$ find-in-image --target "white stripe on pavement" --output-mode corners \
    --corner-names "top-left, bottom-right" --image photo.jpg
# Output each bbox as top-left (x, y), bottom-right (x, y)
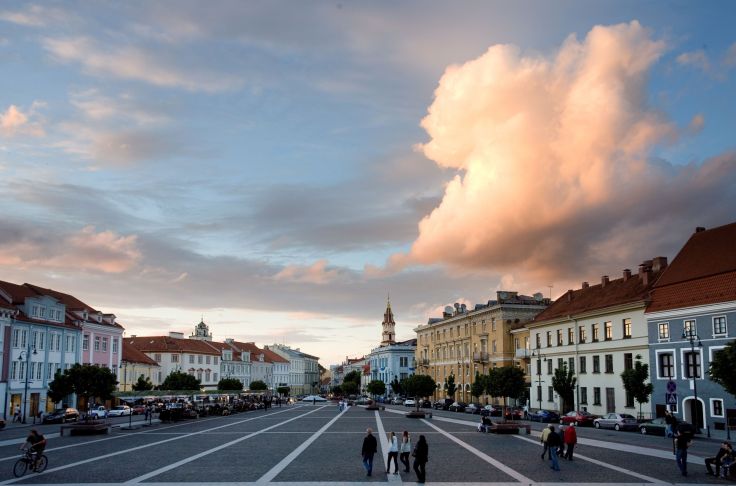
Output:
top-left (373, 410), bottom-right (401, 483)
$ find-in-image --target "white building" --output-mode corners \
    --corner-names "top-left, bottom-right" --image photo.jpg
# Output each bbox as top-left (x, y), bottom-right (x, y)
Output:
top-left (368, 299), bottom-right (416, 396)
top-left (267, 344), bottom-right (320, 396)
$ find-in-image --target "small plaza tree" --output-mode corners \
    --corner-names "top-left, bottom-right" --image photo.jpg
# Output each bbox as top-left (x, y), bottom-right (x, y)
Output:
top-left (444, 373), bottom-right (457, 399)
top-left (552, 363), bottom-right (576, 413)
top-left (277, 386), bottom-right (291, 397)
top-left (217, 378), bottom-right (243, 391)
top-left (160, 371), bottom-right (201, 391)
top-left (390, 377), bottom-right (403, 397)
top-left (249, 380), bottom-right (268, 391)
top-left (366, 380), bottom-right (386, 398)
top-left (132, 374), bottom-right (154, 391)
top-left (709, 341), bottom-right (736, 399)
top-left (48, 364), bottom-right (118, 409)
top-left (471, 372), bottom-right (485, 402)
top-left (620, 355), bottom-right (654, 419)
top-left (402, 374), bottom-right (437, 411)
top-left (486, 366), bottom-right (526, 419)
top-left (47, 370), bottom-right (74, 405)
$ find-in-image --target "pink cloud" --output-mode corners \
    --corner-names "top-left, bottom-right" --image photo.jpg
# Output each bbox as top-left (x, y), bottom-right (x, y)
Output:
top-left (274, 259), bottom-right (339, 285)
top-left (0, 104), bottom-right (45, 137)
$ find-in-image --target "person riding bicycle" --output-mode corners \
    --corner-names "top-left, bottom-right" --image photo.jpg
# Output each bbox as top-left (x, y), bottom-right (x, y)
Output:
top-left (20, 429), bottom-right (46, 471)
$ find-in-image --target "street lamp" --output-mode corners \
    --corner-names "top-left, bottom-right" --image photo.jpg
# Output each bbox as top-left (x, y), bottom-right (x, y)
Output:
top-left (682, 329), bottom-right (703, 431)
top-left (531, 347), bottom-right (546, 412)
top-left (18, 346), bottom-right (37, 424)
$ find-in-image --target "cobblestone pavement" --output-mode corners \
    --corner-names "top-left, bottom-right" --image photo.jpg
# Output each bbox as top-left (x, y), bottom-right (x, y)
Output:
top-left (0, 403), bottom-right (729, 485)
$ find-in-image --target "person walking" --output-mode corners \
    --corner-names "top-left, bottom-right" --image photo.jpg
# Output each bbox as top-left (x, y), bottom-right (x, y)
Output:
top-left (13, 405), bottom-right (20, 423)
top-left (546, 425), bottom-right (562, 471)
top-left (540, 424), bottom-right (552, 459)
top-left (664, 410), bottom-right (675, 438)
top-left (361, 428), bottom-right (378, 477)
top-left (705, 441), bottom-right (732, 477)
top-left (399, 430), bottom-right (412, 473)
top-left (412, 434), bottom-right (428, 483)
top-left (563, 423), bottom-right (578, 461)
top-left (386, 431), bottom-right (399, 474)
top-left (674, 424), bottom-right (692, 476)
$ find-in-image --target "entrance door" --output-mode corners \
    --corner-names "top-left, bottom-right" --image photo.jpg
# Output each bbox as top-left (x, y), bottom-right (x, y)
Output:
top-left (30, 393), bottom-right (39, 418)
top-left (605, 388), bottom-right (616, 413)
top-left (685, 398), bottom-right (704, 429)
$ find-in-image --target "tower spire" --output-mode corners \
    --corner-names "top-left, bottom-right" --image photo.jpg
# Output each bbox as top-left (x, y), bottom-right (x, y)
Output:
top-left (380, 296), bottom-right (396, 346)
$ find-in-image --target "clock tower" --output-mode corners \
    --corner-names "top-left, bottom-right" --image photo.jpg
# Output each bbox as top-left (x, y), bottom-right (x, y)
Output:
top-left (380, 296), bottom-right (396, 346)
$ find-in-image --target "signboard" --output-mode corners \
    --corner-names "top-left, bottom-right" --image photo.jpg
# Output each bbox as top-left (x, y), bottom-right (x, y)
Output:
top-left (666, 380), bottom-right (677, 393)
top-left (665, 392), bottom-right (678, 405)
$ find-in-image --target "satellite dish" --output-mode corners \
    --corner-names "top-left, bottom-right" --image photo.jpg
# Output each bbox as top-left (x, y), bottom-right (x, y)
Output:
top-left (444, 306), bottom-right (454, 314)
top-left (499, 292), bottom-right (507, 299)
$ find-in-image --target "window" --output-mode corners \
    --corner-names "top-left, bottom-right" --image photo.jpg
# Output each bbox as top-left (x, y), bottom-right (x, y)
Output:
top-left (189, 355), bottom-right (194, 364)
top-left (94, 336), bottom-right (100, 351)
top-left (684, 319), bottom-right (697, 337)
top-left (557, 357), bottom-right (564, 370)
top-left (205, 371), bottom-right (211, 382)
top-left (604, 321), bottom-right (612, 340)
top-left (492, 340), bottom-right (497, 353)
top-left (46, 363), bottom-right (53, 380)
top-left (713, 316), bottom-right (727, 336)
top-left (154, 353), bottom-right (162, 363)
top-left (536, 360), bottom-right (541, 375)
top-left (578, 325), bottom-right (586, 343)
top-left (623, 318), bottom-right (632, 339)
top-left (197, 371), bottom-right (202, 381)
top-left (214, 357), bottom-right (218, 365)
top-left (593, 355), bottom-right (600, 373)
top-left (20, 329), bottom-right (27, 349)
top-left (171, 354), bottom-right (179, 363)
top-left (556, 330), bottom-right (563, 346)
top-left (658, 322), bottom-right (670, 340)
top-left (492, 318), bottom-right (496, 331)
top-left (198, 355), bottom-right (203, 364)
top-left (66, 335), bottom-right (75, 352)
top-left (625, 390), bottom-right (634, 408)
top-left (712, 399), bottom-right (724, 417)
top-left (658, 352), bottom-right (674, 379)
top-left (546, 331), bottom-right (551, 347)
top-left (547, 386), bottom-right (554, 402)
top-left (112, 338), bottom-right (118, 353)
top-left (568, 357), bottom-right (575, 373)
top-left (213, 373), bottom-right (218, 381)
top-left (31, 305), bottom-right (38, 317)
top-left (579, 356), bottom-right (587, 373)
top-left (55, 310), bottom-right (61, 321)
top-left (592, 324), bottom-right (599, 342)
top-left (593, 387), bottom-right (601, 405)
top-left (206, 356), bottom-right (211, 364)
top-left (83, 335), bottom-right (89, 351)
top-left (568, 328), bottom-right (574, 344)
top-left (580, 387), bottom-right (588, 404)
top-left (624, 353), bottom-right (633, 371)
top-left (536, 334), bottom-right (541, 348)
top-left (102, 337), bottom-right (108, 352)
top-left (12, 329), bottom-right (20, 348)
top-left (10, 361), bottom-right (18, 380)
top-left (684, 351), bottom-right (701, 379)
top-left (547, 360), bottom-right (552, 375)
top-left (605, 354), bottom-right (614, 373)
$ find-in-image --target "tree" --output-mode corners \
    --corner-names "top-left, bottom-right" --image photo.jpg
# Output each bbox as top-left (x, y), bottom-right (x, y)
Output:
top-left (132, 374), bottom-right (154, 391)
top-left (331, 385), bottom-right (343, 395)
top-left (366, 380), bottom-right (386, 397)
top-left (471, 372), bottom-right (485, 402)
top-left (341, 380), bottom-right (359, 396)
top-left (47, 370), bottom-right (74, 404)
top-left (250, 380), bottom-right (268, 391)
top-left (217, 378), bottom-right (244, 391)
top-left (551, 363), bottom-right (576, 413)
top-left (277, 386), bottom-right (291, 396)
top-left (390, 377), bottom-right (403, 396)
top-left (160, 370), bottom-right (201, 391)
top-left (710, 340), bottom-right (736, 398)
top-left (486, 366), bottom-right (527, 419)
top-left (402, 374), bottom-right (437, 411)
top-left (343, 370), bottom-right (361, 386)
top-left (444, 373), bottom-right (457, 398)
top-left (620, 355), bottom-right (654, 419)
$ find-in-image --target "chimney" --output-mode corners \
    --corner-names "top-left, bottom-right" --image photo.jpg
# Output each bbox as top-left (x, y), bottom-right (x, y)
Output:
top-left (601, 275), bottom-right (609, 287)
top-left (652, 256), bottom-right (668, 273)
top-left (623, 269), bottom-right (631, 281)
top-left (695, 226), bottom-right (706, 233)
top-left (638, 260), bottom-right (653, 277)
top-left (130, 334), bottom-right (137, 338)
top-left (169, 331), bottom-right (184, 339)
top-left (581, 282), bottom-right (589, 289)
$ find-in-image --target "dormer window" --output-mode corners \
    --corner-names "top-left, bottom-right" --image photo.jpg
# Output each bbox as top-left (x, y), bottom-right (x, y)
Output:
top-left (259, 354), bottom-right (264, 362)
top-left (83, 310), bottom-right (88, 320)
top-left (97, 313), bottom-right (102, 323)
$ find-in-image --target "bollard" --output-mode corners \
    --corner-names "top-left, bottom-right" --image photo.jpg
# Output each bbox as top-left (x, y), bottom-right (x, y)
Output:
top-left (707, 425), bottom-right (711, 438)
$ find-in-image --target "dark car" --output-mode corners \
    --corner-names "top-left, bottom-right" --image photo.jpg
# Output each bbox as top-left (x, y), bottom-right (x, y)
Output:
top-left (481, 405), bottom-right (502, 417)
top-left (420, 399), bottom-right (433, 409)
top-left (638, 417), bottom-right (668, 435)
top-left (504, 407), bottom-right (523, 420)
top-left (464, 403), bottom-right (482, 414)
top-left (560, 410), bottom-right (598, 427)
top-left (449, 401), bottom-right (468, 412)
top-left (433, 399), bottom-right (453, 410)
top-left (43, 407), bottom-right (79, 424)
top-left (529, 409), bottom-right (560, 423)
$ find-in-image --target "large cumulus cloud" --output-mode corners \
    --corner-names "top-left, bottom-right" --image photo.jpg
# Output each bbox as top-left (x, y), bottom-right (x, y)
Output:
top-left (401, 21), bottom-right (736, 282)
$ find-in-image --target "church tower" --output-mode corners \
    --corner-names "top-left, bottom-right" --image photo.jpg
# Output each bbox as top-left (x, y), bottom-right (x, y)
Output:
top-left (190, 318), bottom-right (213, 341)
top-left (380, 296), bottom-right (396, 346)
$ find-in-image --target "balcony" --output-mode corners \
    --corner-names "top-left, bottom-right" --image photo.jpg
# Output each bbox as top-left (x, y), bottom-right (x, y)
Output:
top-left (472, 352), bottom-right (489, 363)
top-left (515, 348), bottom-right (531, 359)
top-left (419, 358), bottom-right (430, 367)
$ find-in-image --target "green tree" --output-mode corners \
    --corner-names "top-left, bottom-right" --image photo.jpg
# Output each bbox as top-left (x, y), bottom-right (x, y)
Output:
top-left (341, 380), bottom-right (359, 396)
top-left (620, 354), bottom-right (654, 419)
top-left (343, 370), bottom-right (361, 386)
top-left (277, 386), bottom-right (291, 396)
top-left (710, 340), bottom-right (736, 398)
top-left (66, 363), bottom-right (118, 407)
top-left (551, 363), bottom-right (576, 413)
top-left (250, 380), bottom-right (268, 391)
top-left (390, 377), bottom-right (403, 396)
top-left (444, 373), bottom-right (457, 398)
top-left (402, 374), bottom-right (437, 411)
top-left (47, 370), bottom-right (74, 404)
top-left (471, 372), bottom-right (485, 401)
top-left (132, 374), bottom-right (154, 391)
top-left (366, 380), bottom-right (386, 397)
top-left (217, 378), bottom-right (244, 391)
top-left (488, 366), bottom-right (527, 418)
top-left (331, 385), bottom-right (343, 395)
top-left (160, 370), bottom-right (201, 391)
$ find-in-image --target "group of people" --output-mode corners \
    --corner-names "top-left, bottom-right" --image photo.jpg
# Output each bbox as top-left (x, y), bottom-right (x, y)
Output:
top-left (539, 423), bottom-right (577, 471)
top-left (361, 428), bottom-right (428, 483)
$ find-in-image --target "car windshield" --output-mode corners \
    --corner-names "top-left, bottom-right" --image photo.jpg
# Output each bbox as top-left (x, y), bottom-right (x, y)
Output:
top-left (621, 414), bottom-right (635, 419)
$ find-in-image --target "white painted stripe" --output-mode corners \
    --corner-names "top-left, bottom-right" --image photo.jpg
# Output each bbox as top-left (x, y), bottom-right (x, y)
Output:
top-left (421, 419), bottom-right (532, 484)
top-left (125, 406), bottom-right (328, 484)
top-left (0, 406), bottom-right (300, 485)
top-left (575, 436), bottom-right (704, 464)
top-left (513, 435), bottom-right (668, 484)
top-left (0, 482), bottom-right (659, 486)
top-left (255, 406), bottom-right (348, 484)
top-left (374, 410), bottom-right (390, 473)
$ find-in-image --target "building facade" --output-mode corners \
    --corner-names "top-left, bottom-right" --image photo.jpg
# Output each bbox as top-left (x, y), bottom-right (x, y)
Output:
top-left (267, 344), bottom-right (320, 396)
top-left (120, 340), bottom-right (161, 391)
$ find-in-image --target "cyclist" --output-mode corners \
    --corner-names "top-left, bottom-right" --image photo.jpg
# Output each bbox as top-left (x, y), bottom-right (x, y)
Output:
top-left (20, 429), bottom-right (46, 471)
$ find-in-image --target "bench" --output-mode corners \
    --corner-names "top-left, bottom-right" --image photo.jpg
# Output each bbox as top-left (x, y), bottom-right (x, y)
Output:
top-left (486, 422), bottom-right (530, 435)
top-left (60, 423), bottom-right (111, 436)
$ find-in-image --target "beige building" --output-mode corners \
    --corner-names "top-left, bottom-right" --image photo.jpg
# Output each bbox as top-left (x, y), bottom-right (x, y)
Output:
top-left (414, 291), bottom-right (549, 403)
top-left (120, 340), bottom-right (161, 391)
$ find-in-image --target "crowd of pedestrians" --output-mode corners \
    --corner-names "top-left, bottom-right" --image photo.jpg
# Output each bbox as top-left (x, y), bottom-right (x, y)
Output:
top-left (361, 428), bottom-right (428, 483)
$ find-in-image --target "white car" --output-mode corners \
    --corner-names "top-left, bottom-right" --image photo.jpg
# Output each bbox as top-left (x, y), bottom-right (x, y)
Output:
top-left (89, 406), bottom-right (107, 419)
top-left (301, 395), bottom-right (327, 402)
top-left (403, 398), bottom-right (416, 407)
top-left (107, 405), bottom-right (132, 417)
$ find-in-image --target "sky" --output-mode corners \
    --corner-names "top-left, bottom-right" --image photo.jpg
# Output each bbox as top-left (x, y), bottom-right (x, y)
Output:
top-left (1, 1), bottom-right (735, 366)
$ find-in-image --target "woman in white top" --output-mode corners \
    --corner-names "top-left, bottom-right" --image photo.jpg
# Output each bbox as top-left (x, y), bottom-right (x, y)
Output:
top-left (386, 431), bottom-right (399, 474)
top-left (399, 430), bottom-right (412, 473)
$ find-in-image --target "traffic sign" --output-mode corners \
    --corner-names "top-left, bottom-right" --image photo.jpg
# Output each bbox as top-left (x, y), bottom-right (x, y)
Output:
top-left (666, 380), bottom-right (677, 393)
top-left (666, 392), bottom-right (678, 405)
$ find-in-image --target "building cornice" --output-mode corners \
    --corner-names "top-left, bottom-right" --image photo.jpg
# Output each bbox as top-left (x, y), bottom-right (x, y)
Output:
top-left (527, 300), bottom-right (646, 328)
top-left (645, 300), bottom-right (736, 320)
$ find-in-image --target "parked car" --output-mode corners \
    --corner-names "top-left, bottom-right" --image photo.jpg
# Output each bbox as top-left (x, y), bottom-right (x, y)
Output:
top-left (433, 399), bottom-right (453, 410)
top-left (43, 407), bottom-right (79, 424)
top-left (391, 397), bottom-right (404, 405)
top-left (594, 412), bottom-right (638, 431)
top-left (504, 407), bottom-right (523, 420)
top-left (301, 395), bottom-right (327, 402)
top-left (464, 403), bottom-right (482, 414)
top-left (132, 404), bottom-right (146, 415)
top-left (529, 409), bottom-right (560, 423)
top-left (638, 417), bottom-right (679, 436)
top-left (403, 398), bottom-right (416, 407)
top-left (449, 401), bottom-right (468, 412)
top-left (107, 405), bottom-right (132, 417)
top-left (481, 405), bottom-right (502, 417)
top-left (560, 410), bottom-right (598, 427)
top-left (419, 399), bottom-right (433, 408)
top-left (89, 406), bottom-right (107, 419)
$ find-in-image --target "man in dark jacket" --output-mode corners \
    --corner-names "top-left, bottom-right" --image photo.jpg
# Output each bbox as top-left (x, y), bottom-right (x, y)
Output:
top-left (361, 428), bottom-right (378, 476)
top-left (546, 425), bottom-right (562, 471)
top-left (675, 424), bottom-right (692, 476)
top-left (705, 441), bottom-right (732, 477)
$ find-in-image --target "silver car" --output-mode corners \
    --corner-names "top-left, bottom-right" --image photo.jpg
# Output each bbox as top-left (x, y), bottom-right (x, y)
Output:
top-left (593, 412), bottom-right (638, 431)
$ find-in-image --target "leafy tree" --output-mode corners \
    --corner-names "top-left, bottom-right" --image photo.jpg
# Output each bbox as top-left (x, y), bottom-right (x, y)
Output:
top-left (551, 363), bottom-right (576, 413)
top-left (217, 378), bottom-right (244, 391)
top-left (343, 370), bottom-right (362, 386)
top-left (160, 370), bottom-right (201, 391)
top-left (402, 374), bottom-right (437, 411)
top-left (250, 380), bottom-right (268, 391)
top-left (471, 372), bottom-right (485, 401)
top-left (331, 385), bottom-right (342, 395)
top-left (132, 374), bottom-right (154, 391)
top-left (47, 370), bottom-right (74, 404)
top-left (710, 341), bottom-right (736, 398)
top-left (366, 380), bottom-right (386, 397)
top-left (486, 366), bottom-right (527, 418)
top-left (620, 354), bottom-right (654, 419)
top-left (390, 377), bottom-right (403, 396)
top-left (277, 386), bottom-right (291, 396)
top-left (341, 380), bottom-right (359, 396)
top-left (444, 373), bottom-right (457, 398)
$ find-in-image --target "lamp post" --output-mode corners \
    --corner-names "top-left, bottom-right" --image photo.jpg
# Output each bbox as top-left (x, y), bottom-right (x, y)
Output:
top-left (18, 346), bottom-right (37, 424)
top-left (531, 347), bottom-right (546, 412)
top-left (682, 329), bottom-right (703, 431)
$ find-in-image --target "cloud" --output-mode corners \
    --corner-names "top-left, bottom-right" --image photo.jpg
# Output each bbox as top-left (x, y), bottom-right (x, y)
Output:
top-left (0, 5), bottom-right (47, 27)
top-left (274, 260), bottom-right (340, 285)
top-left (0, 104), bottom-right (45, 137)
top-left (395, 21), bottom-right (736, 282)
top-left (677, 49), bottom-right (711, 72)
top-left (724, 42), bottom-right (736, 68)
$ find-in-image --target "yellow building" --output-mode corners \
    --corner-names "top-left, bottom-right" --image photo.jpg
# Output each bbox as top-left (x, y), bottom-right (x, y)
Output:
top-left (414, 291), bottom-right (548, 404)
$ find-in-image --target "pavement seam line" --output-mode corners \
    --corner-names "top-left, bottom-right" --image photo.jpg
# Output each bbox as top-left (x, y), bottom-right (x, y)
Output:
top-left (420, 418), bottom-right (532, 484)
top-left (0, 407), bottom-right (300, 486)
top-left (124, 405), bottom-right (328, 484)
top-left (513, 435), bottom-right (668, 484)
top-left (254, 406), bottom-right (349, 484)
top-left (373, 410), bottom-right (401, 482)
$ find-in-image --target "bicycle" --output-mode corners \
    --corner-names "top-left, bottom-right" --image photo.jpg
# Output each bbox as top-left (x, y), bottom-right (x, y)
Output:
top-left (13, 449), bottom-right (47, 477)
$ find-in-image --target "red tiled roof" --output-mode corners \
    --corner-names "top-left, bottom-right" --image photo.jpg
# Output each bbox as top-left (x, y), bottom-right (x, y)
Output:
top-left (128, 336), bottom-right (220, 355)
top-left (0, 280), bottom-right (38, 305)
top-left (261, 347), bottom-right (289, 364)
top-left (647, 271), bottom-right (736, 313)
top-left (122, 341), bottom-right (160, 366)
top-left (0, 280), bottom-right (79, 329)
top-left (23, 283), bottom-right (97, 312)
